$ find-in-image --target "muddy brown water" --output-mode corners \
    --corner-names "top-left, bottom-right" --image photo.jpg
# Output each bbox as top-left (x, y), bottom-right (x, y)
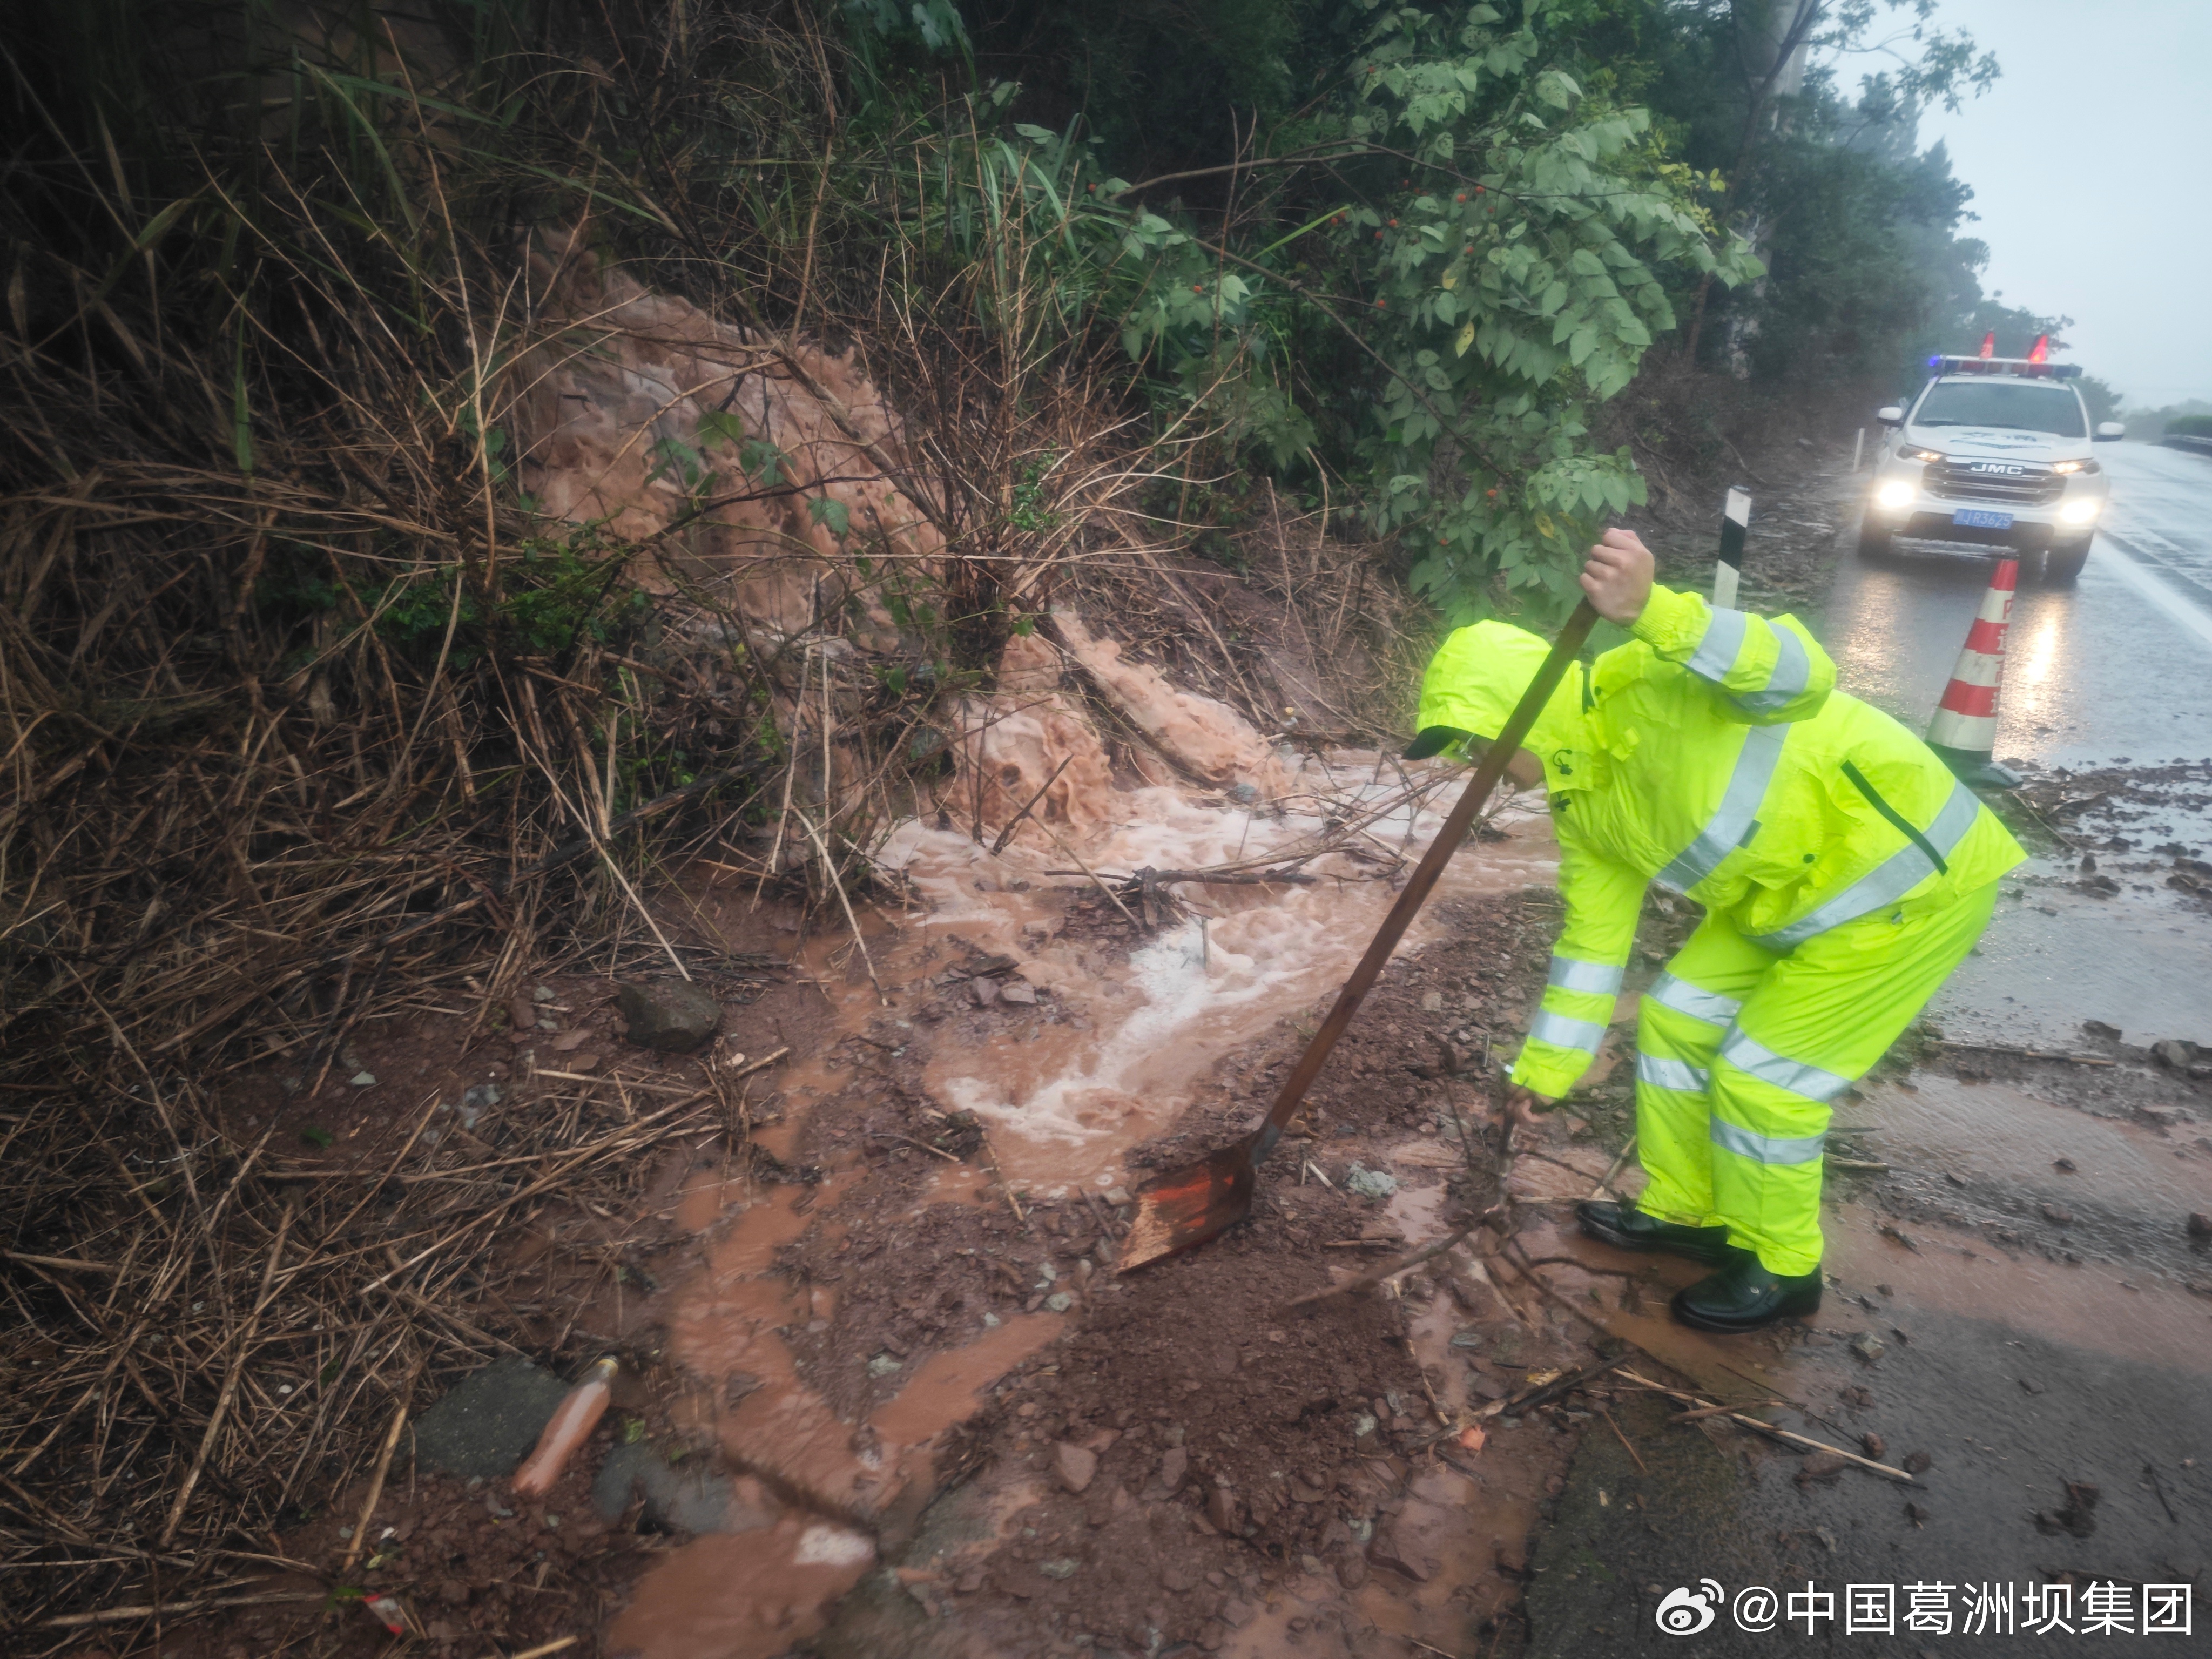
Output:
top-left (593, 752), bottom-right (1577, 1657)
top-left (576, 747), bottom-right (2207, 1656)
top-left (604, 460), bottom-right (2212, 1656)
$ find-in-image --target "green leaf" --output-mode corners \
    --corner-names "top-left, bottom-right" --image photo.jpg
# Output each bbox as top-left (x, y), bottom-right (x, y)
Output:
top-left (697, 409), bottom-right (746, 449)
top-left (738, 438), bottom-right (787, 487)
top-left (301, 1125), bottom-right (334, 1149)
top-left (808, 497), bottom-right (853, 537)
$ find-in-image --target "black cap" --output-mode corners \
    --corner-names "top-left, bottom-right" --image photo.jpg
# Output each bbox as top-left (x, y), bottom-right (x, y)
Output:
top-left (1402, 725), bottom-right (1474, 760)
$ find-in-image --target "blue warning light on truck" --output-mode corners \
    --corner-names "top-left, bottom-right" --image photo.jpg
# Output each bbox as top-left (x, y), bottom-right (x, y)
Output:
top-left (1863, 333), bottom-right (2123, 584)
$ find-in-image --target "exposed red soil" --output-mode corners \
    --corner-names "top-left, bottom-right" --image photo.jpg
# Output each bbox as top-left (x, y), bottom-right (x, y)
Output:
top-left (164, 871), bottom-right (1719, 1659)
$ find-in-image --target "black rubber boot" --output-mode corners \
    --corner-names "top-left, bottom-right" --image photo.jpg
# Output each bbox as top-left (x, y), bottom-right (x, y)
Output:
top-left (1574, 1201), bottom-right (1746, 1267)
top-left (1670, 1255), bottom-right (1824, 1333)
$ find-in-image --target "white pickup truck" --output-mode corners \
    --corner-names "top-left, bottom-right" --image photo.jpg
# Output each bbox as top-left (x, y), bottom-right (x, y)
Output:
top-left (1861, 352), bottom-right (2125, 584)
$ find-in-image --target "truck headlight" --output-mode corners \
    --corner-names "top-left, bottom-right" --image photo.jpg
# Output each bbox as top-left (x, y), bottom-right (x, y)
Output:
top-left (1875, 480), bottom-right (1916, 510)
top-left (2058, 497), bottom-right (2103, 524)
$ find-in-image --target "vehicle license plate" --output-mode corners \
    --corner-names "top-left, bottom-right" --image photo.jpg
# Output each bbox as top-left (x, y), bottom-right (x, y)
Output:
top-left (1952, 508), bottom-right (2013, 530)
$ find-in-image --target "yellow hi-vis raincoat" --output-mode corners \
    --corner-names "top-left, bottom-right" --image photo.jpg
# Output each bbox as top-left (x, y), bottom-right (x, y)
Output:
top-left (1417, 584), bottom-right (2024, 1273)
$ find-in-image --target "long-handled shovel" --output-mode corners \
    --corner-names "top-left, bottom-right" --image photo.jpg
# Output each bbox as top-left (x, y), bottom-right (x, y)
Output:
top-left (1117, 599), bottom-right (1600, 1272)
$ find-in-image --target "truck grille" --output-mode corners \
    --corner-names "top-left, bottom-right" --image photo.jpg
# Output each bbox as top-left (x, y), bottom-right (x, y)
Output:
top-left (1924, 460), bottom-right (2065, 507)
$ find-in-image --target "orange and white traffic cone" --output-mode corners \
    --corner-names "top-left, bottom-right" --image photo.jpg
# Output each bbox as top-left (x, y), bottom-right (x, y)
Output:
top-left (1925, 556), bottom-right (2023, 788)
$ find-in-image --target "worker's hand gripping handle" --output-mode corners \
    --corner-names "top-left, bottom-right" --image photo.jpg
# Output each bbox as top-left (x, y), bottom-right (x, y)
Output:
top-left (1249, 599), bottom-right (1600, 1166)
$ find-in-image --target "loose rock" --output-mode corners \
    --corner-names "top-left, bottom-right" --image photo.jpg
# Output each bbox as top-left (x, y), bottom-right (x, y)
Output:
top-left (615, 980), bottom-right (720, 1051)
top-left (1205, 1485), bottom-right (1239, 1533)
top-left (1053, 1442), bottom-right (1098, 1494)
top-left (1157, 1447), bottom-right (1189, 1493)
top-left (1345, 1164), bottom-right (1398, 1200)
top-left (1796, 1452), bottom-right (1850, 1485)
top-left (1848, 1332), bottom-right (1886, 1364)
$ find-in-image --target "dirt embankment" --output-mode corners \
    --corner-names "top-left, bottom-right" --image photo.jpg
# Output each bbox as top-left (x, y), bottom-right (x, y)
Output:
top-left (10, 174), bottom-right (1879, 1655)
top-left (182, 841), bottom-right (1732, 1659)
top-left (1599, 363), bottom-right (1874, 623)
top-left (114, 397), bottom-right (1874, 1659)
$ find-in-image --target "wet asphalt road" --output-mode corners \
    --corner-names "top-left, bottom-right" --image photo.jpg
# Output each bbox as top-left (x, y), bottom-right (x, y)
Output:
top-left (1825, 442), bottom-right (2212, 767)
top-left (1524, 443), bottom-right (2212, 1658)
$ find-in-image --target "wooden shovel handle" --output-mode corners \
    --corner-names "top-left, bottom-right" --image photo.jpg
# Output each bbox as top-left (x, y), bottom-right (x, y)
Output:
top-left (1250, 599), bottom-right (1599, 1159)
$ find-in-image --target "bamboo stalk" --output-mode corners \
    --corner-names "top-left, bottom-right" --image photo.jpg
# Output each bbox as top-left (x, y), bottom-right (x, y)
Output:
top-left (158, 1204), bottom-right (295, 1548)
top-left (795, 813), bottom-right (886, 1005)
top-left (340, 1381), bottom-right (415, 1572)
top-left (1038, 824), bottom-right (1142, 929)
top-left (1616, 1367), bottom-right (1915, 1481)
top-left (41, 1590), bottom-right (324, 1628)
top-left (989, 753), bottom-right (1073, 857)
top-left (1588, 1134), bottom-right (1637, 1199)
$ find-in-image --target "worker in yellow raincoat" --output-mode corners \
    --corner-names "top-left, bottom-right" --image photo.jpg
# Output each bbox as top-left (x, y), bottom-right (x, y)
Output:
top-left (1404, 530), bottom-right (2023, 1332)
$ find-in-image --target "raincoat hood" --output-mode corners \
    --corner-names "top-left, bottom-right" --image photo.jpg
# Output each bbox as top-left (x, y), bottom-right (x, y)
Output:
top-left (1413, 621), bottom-right (1589, 775)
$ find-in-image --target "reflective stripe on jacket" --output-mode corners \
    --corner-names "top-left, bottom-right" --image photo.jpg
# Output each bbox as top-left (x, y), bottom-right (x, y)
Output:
top-left (1412, 585), bottom-right (2025, 1099)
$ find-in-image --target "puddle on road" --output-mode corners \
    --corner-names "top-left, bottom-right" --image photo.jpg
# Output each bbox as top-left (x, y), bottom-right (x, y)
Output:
top-left (1938, 882), bottom-right (2212, 1048)
top-left (613, 748), bottom-right (1561, 1656)
top-left (1537, 1063), bottom-right (2212, 1385)
top-left (1873, 1073), bottom-right (2207, 1217)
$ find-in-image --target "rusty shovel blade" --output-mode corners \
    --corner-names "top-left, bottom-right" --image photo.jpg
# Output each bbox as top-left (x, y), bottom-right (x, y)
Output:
top-left (1115, 599), bottom-right (1599, 1275)
top-left (1116, 1132), bottom-right (1260, 1272)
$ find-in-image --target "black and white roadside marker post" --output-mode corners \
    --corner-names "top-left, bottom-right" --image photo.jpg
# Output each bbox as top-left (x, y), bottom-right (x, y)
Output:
top-left (1712, 486), bottom-right (1750, 610)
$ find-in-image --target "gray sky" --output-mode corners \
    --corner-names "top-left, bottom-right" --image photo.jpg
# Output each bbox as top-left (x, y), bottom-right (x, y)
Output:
top-left (1896, 0), bottom-right (2212, 409)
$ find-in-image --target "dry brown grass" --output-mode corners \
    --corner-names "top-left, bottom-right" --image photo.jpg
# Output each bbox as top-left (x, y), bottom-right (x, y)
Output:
top-left (0, 8), bottom-right (1423, 1647)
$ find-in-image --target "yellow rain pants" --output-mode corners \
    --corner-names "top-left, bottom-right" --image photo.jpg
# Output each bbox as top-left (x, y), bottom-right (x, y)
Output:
top-left (1408, 581), bottom-right (2024, 1277)
top-left (1633, 879), bottom-right (1999, 1275)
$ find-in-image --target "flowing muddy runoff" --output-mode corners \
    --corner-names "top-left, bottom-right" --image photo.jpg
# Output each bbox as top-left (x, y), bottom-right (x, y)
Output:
top-left (877, 752), bottom-right (1558, 1193)
top-left (600, 754), bottom-right (1604, 1658)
